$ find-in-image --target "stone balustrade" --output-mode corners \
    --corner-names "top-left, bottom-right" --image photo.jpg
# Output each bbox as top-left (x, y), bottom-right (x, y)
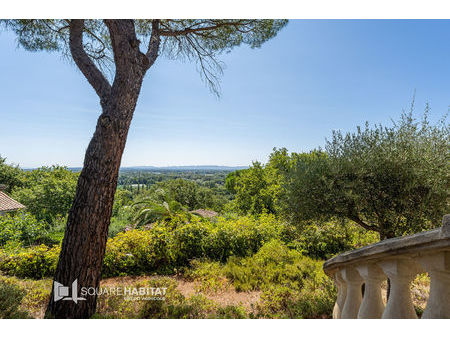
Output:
top-left (323, 215), bottom-right (450, 319)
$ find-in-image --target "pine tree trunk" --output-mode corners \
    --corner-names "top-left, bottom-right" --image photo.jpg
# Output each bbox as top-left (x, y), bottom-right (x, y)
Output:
top-left (46, 47), bottom-right (148, 318)
top-left (46, 98), bottom-right (136, 318)
top-left (44, 19), bottom-right (159, 319)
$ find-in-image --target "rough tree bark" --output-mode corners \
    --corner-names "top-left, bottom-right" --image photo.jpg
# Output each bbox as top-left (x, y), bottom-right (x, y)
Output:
top-left (46, 19), bottom-right (160, 318)
top-left (380, 232), bottom-right (393, 301)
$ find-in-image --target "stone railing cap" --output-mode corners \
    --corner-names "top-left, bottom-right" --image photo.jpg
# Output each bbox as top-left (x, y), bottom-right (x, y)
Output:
top-left (323, 216), bottom-right (450, 275)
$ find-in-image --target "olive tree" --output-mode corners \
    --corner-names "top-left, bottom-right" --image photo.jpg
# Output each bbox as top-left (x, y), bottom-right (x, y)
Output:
top-left (283, 107), bottom-right (449, 240)
top-left (1, 19), bottom-right (287, 318)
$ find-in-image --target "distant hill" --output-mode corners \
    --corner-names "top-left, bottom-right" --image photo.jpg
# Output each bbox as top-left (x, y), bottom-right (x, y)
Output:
top-left (119, 165), bottom-right (248, 172)
top-left (24, 165), bottom-right (248, 172)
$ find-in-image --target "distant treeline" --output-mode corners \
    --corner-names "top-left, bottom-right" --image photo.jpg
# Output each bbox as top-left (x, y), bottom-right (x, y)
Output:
top-left (117, 169), bottom-right (237, 191)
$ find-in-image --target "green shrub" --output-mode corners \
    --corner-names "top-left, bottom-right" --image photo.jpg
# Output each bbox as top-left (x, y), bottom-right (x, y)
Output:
top-left (215, 305), bottom-right (248, 319)
top-left (102, 225), bottom-right (174, 277)
top-left (96, 276), bottom-right (248, 319)
top-left (11, 166), bottom-right (78, 224)
top-left (0, 212), bottom-right (49, 247)
top-left (291, 286), bottom-right (336, 319)
top-left (102, 214), bottom-right (283, 277)
top-left (222, 240), bottom-right (336, 318)
top-left (287, 220), bottom-right (379, 260)
top-left (182, 259), bottom-right (229, 293)
top-left (206, 214), bottom-right (283, 261)
top-left (183, 240), bottom-right (335, 319)
top-left (223, 239), bottom-right (326, 292)
top-left (0, 281), bottom-right (29, 318)
top-left (0, 245), bottom-right (60, 279)
top-left (97, 276), bottom-right (218, 319)
top-left (171, 220), bottom-right (210, 266)
top-left (0, 275), bottom-right (52, 318)
top-left (167, 213), bottom-right (283, 263)
top-left (255, 283), bottom-right (335, 319)
top-left (139, 288), bottom-right (232, 319)
top-left (40, 216), bottom-right (66, 246)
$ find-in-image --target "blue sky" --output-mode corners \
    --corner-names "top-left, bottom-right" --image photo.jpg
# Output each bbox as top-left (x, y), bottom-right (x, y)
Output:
top-left (0, 20), bottom-right (449, 168)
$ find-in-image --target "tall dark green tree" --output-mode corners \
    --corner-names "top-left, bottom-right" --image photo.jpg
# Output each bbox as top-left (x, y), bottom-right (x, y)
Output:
top-left (225, 148), bottom-right (291, 215)
top-left (1, 19), bottom-right (287, 318)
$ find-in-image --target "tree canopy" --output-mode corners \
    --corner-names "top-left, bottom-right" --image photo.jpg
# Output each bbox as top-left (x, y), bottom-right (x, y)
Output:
top-left (2, 19), bottom-right (287, 94)
top-left (282, 107), bottom-right (449, 239)
top-left (0, 156), bottom-right (24, 193)
top-left (11, 166), bottom-right (78, 224)
top-left (225, 148), bottom-right (290, 215)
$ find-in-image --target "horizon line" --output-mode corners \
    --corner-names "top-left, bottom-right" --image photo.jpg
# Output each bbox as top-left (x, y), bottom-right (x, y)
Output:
top-left (19, 164), bottom-right (250, 170)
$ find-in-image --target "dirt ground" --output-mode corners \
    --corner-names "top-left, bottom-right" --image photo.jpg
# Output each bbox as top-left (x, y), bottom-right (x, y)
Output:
top-left (100, 275), bottom-right (261, 312)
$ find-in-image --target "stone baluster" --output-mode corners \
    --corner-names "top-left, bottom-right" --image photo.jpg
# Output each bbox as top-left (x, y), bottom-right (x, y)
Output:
top-left (340, 267), bottom-right (363, 318)
top-left (378, 258), bottom-right (420, 318)
top-left (418, 251), bottom-right (450, 319)
top-left (356, 263), bottom-right (386, 318)
top-left (332, 270), bottom-right (347, 319)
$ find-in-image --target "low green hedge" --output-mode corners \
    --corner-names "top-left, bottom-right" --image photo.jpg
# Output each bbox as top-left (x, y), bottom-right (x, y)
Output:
top-left (0, 214), bottom-right (372, 285)
top-left (0, 214), bottom-right (284, 279)
top-left (102, 214), bottom-right (283, 277)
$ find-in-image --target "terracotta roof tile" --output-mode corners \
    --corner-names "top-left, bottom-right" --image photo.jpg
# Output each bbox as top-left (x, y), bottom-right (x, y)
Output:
top-left (0, 191), bottom-right (25, 212)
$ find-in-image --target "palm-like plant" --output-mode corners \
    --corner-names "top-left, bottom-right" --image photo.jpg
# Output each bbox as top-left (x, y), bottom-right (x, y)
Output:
top-left (132, 190), bottom-right (186, 227)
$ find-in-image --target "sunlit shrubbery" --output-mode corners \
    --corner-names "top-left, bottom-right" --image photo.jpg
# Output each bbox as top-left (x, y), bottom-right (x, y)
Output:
top-left (182, 259), bottom-right (230, 293)
top-left (171, 219), bottom-right (211, 266)
top-left (0, 244), bottom-right (60, 279)
top-left (185, 240), bottom-right (336, 318)
top-left (0, 212), bottom-right (373, 295)
top-left (207, 214), bottom-right (283, 261)
top-left (255, 283), bottom-right (335, 319)
top-left (226, 240), bottom-right (336, 318)
top-left (0, 215), bottom-right (281, 278)
top-left (102, 214), bottom-right (283, 277)
top-left (103, 224), bottom-right (174, 277)
top-left (0, 213), bottom-right (369, 282)
top-left (109, 205), bottom-right (134, 238)
top-left (285, 220), bottom-right (379, 260)
top-left (223, 240), bottom-right (327, 292)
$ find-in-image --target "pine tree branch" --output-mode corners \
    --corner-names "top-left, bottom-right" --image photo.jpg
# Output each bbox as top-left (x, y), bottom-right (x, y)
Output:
top-left (69, 19), bottom-right (111, 104)
top-left (146, 19), bottom-right (161, 68)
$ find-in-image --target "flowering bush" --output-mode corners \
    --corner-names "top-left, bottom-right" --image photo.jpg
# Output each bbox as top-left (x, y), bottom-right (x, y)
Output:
top-left (102, 224), bottom-right (174, 277)
top-left (0, 244), bottom-right (60, 279)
